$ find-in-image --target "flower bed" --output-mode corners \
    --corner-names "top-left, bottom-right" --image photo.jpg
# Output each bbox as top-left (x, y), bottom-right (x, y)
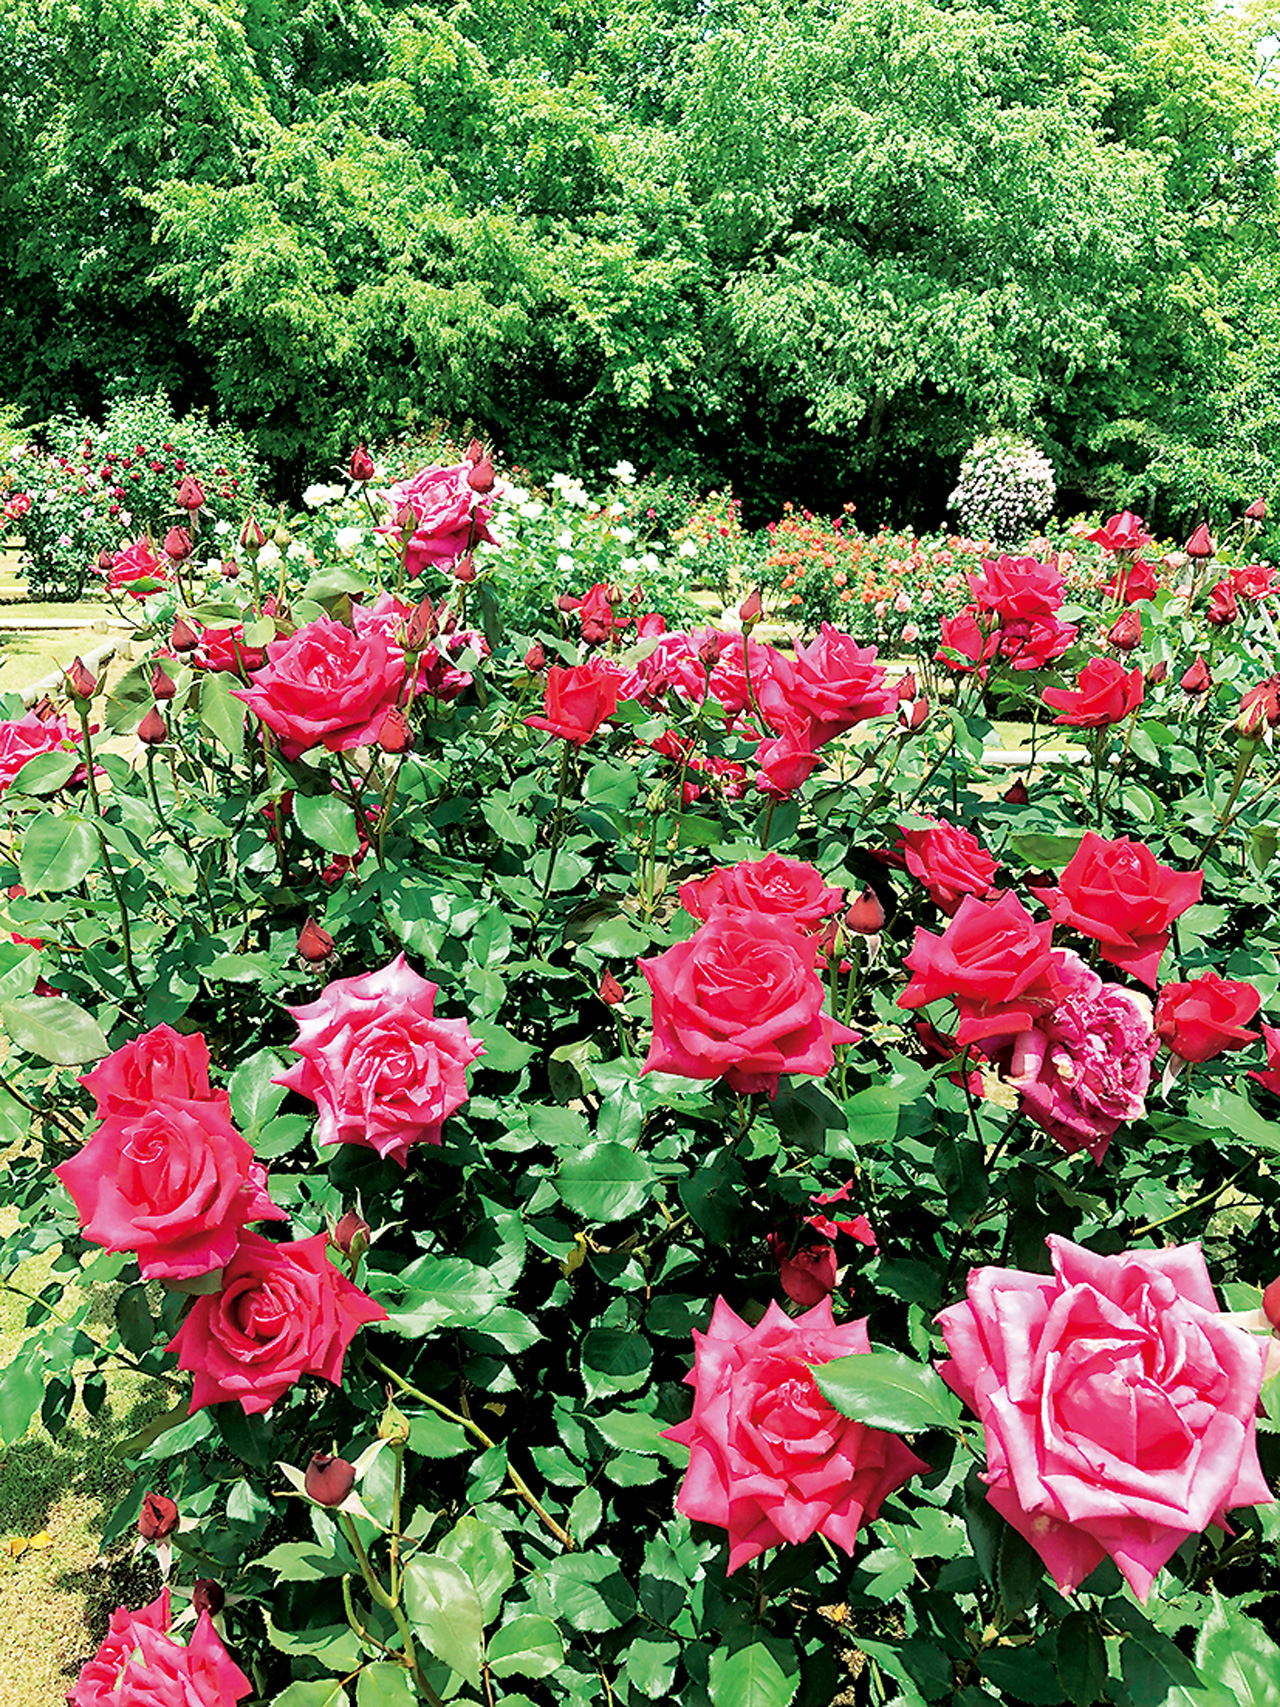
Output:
top-left (1, 453), bottom-right (1279, 1705)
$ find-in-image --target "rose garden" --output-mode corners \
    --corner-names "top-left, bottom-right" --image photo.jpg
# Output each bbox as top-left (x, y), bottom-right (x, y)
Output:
top-left (2, 432), bottom-right (1280, 1707)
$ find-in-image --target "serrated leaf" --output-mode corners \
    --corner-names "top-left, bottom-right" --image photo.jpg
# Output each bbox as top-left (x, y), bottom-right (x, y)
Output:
top-left (228, 1047), bottom-right (289, 1136)
top-left (557, 1141), bottom-right (655, 1223)
top-left (812, 1349), bottom-right (963, 1433)
top-left (271, 1683), bottom-right (350, 1707)
top-left (2, 995), bottom-right (108, 1064)
top-left (1195, 1593), bottom-right (1280, 1706)
top-left (200, 671), bottom-right (246, 757)
top-left (709, 1641), bottom-right (799, 1707)
top-left (1056, 1612), bottom-right (1106, 1707)
top-left (295, 792), bottom-right (360, 855)
top-left (436, 1516), bottom-right (514, 1622)
top-left (19, 813), bottom-right (99, 893)
top-left (403, 1556), bottom-right (484, 1685)
top-left (487, 1614), bottom-right (565, 1679)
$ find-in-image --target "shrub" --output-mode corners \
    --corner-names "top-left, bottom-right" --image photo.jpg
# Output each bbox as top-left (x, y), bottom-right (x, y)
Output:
top-left (948, 431), bottom-right (1056, 547)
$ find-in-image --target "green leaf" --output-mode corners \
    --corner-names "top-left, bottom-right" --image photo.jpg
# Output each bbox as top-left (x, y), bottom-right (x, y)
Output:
top-left (472, 1020), bottom-right (534, 1073)
top-left (295, 792), bottom-right (360, 855)
top-left (1055, 1612), bottom-right (1106, 1707)
top-left (1195, 1593), bottom-right (1280, 1706)
top-left (11, 749), bottom-right (79, 796)
top-left (580, 1327), bottom-right (652, 1401)
top-left (403, 1556), bottom-right (484, 1685)
top-left (2, 995), bottom-right (109, 1065)
top-left (482, 798), bottom-right (535, 849)
top-left (229, 1048), bottom-right (289, 1137)
top-left (436, 1516), bottom-right (514, 1622)
top-left (709, 1641), bottom-right (799, 1707)
top-left (812, 1350), bottom-right (963, 1433)
top-left (356, 1666), bottom-right (414, 1705)
top-left (256, 1542), bottom-right (350, 1582)
top-left (530, 1554), bottom-right (636, 1632)
top-left (407, 1412), bottom-right (470, 1458)
top-left (19, 813), bottom-right (99, 893)
top-left (0, 942), bottom-right (40, 1002)
top-left (0, 1348), bottom-right (44, 1446)
top-left (979, 1645), bottom-right (1064, 1703)
top-left (1009, 832), bottom-right (1084, 869)
top-left (487, 1615), bottom-right (565, 1680)
top-left (270, 1684), bottom-right (349, 1707)
top-left (1189, 1088), bottom-right (1280, 1153)
top-left (587, 915), bottom-right (652, 957)
top-left (200, 671), bottom-right (245, 757)
top-left (377, 1256), bottom-right (506, 1335)
top-left (557, 1141), bottom-right (655, 1223)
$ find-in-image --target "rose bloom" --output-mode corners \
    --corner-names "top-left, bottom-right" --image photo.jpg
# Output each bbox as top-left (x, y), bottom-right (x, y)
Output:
top-left (380, 461), bottom-right (497, 574)
top-left (108, 537), bottom-right (169, 598)
top-left (752, 710), bottom-right (822, 799)
top-left (79, 1023), bottom-right (213, 1118)
top-left (938, 1236), bottom-right (1272, 1600)
top-left (526, 660), bottom-right (626, 745)
top-left (1230, 562), bottom-right (1278, 602)
top-left (166, 1230), bottom-right (388, 1414)
top-left (936, 605), bottom-right (1075, 676)
top-left (966, 553), bottom-right (1064, 620)
top-left (562, 582), bottom-right (630, 645)
top-left (188, 623), bottom-right (269, 675)
top-left (983, 950), bottom-right (1157, 1164)
top-left (233, 616), bottom-right (406, 757)
top-left (1032, 833), bottom-right (1202, 988)
top-left (1042, 657), bottom-right (1144, 727)
top-left (0, 711), bottom-right (84, 796)
top-left (679, 853), bottom-right (844, 932)
top-left (1249, 1022), bottom-right (1280, 1096)
top-left (897, 818), bottom-right (1000, 916)
top-left (707, 631), bottom-right (786, 717)
top-left (638, 911), bottom-right (859, 1097)
top-left (278, 955), bottom-right (484, 1166)
top-left (663, 1297), bottom-right (928, 1572)
top-left (1155, 969), bottom-right (1262, 1063)
top-left (761, 624), bottom-right (896, 744)
top-left (898, 890), bottom-right (1063, 1046)
top-left (68, 1588), bottom-right (251, 1707)
top-left (768, 1235), bottom-right (839, 1306)
top-left (1086, 509), bottom-right (1154, 555)
top-left (1101, 556), bottom-right (1160, 604)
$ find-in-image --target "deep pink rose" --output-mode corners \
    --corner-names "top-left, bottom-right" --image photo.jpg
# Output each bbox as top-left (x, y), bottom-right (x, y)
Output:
top-left (1032, 833), bottom-right (1202, 987)
top-left (761, 625), bottom-right (895, 744)
top-left (188, 625), bottom-right (267, 675)
top-left (679, 854), bottom-right (843, 932)
top-left (0, 712), bottom-right (85, 796)
top-left (897, 818), bottom-right (1000, 916)
top-left (166, 1230), bottom-right (387, 1414)
top-left (1230, 562), bottom-right (1278, 603)
top-left (79, 1023), bottom-right (213, 1119)
top-left (562, 582), bottom-right (630, 644)
top-left (1086, 510), bottom-right (1154, 555)
top-left (277, 955), bottom-right (484, 1166)
top-left (616, 628), bottom-right (713, 707)
top-left (1154, 969), bottom-right (1262, 1063)
top-left (983, 950), bottom-right (1156, 1163)
top-left (898, 891), bottom-right (1063, 1046)
top-left (966, 554), bottom-right (1064, 620)
top-left (938, 1236), bottom-right (1272, 1600)
top-left (752, 711), bottom-right (822, 799)
top-left (380, 462), bottom-right (496, 573)
top-left (638, 911), bottom-right (859, 1097)
top-left (936, 606), bottom-right (1076, 675)
top-left (55, 1093), bottom-right (286, 1280)
top-left (233, 616), bottom-right (405, 757)
top-left (1101, 556), bottom-right (1160, 603)
top-left (663, 1298), bottom-right (928, 1572)
top-left (1042, 657), bottom-right (1144, 727)
top-left (526, 661), bottom-right (625, 745)
top-left (108, 538), bottom-right (169, 598)
top-left (67, 1588), bottom-right (251, 1707)
top-left (707, 631), bottom-right (786, 717)
top-left (1249, 1022), bottom-right (1280, 1095)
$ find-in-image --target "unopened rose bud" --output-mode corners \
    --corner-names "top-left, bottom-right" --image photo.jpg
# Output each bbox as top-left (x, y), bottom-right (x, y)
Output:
top-left (555, 592), bottom-right (578, 613)
top-left (396, 502), bottom-right (417, 536)
top-left (163, 526), bottom-right (192, 562)
top-left (138, 1493), bottom-right (179, 1540)
top-left (1247, 497), bottom-right (1267, 523)
top-left (896, 671), bottom-right (917, 702)
top-left (1003, 777), bottom-right (1030, 805)
top-left (192, 1580), bottom-right (224, 1618)
top-left (377, 707), bottom-right (412, 753)
top-left (96, 547), bottom-right (115, 572)
top-left (150, 664), bottom-right (177, 701)
top-left (599, 970), bottom-right (625, 1005)
top-left (379, 1398), bottom-right (412, 1445)
top-left (348, 444), bottom-right (376, 482)
top-left (1207, 581), bottom-right (1238, 626)
top-left (171, 618), bottom-right (199, 652)
top-left (297, 917), bottom-right (335, 963)
top-left (846, 887), bottom-right (886, 935)
top-left (332, 1208), bottom-right (370, 1258)
top-left (30, 696), bottom-right (58, 723)
top-left (453, 552), bottom-right (476, 583)
top-left (698, 634), bottom-right (725, 669)
top-left (239, 514), bottom-right (267, 550)
top-left (66, 656), bottom-right (97, 700)
top-left (465, 438), bottom-right (485, 466)
top-left (1181, 656), bottom-right (1212, 694)
top-left (1146, 658), bottom-right (1168, 686)
top-left (405, 600), bottom-right (435, 650)
top-left (1237, 695), bottom-right (1269, 740)
top-left (304, 1452), bottom-right (356, 1507)
top-left (1107, 609), bottom-right (1143, 651)
top-left (138, 705), bottom-right (168, 745)
top-left (901, 696), bottom-right (928, 729)
top-left (524, 642), bottom-right (546, 672)
top-left (466, 457), bottom-right (496, 494)
top-left (175, 475), bottom-right (205, 512)
top-left (740, 587), bottom-right (763, 625)
top-left (1185, 522), bottom-right (1216, 559)
top-left (1263, 1275), bottom-right (1280, 1331)
top-left (1239, 677), bottom-right (1280, 732)
top-left (271, 524), bottom-right (291, 549)
top-left (222, 559), bottom-right (240, 581)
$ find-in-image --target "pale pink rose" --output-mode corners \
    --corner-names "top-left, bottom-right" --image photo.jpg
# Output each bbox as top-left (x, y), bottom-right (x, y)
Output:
top-left (938, 1236), bottom-right (1272, 1600)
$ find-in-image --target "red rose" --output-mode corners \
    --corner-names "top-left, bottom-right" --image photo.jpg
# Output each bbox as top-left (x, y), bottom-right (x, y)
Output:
top-left (1042, 657), bottom-right (1143, 727)
top-left (349, 444), bottom-right (376, 482)
top-left (761, 624), bottom-right (895, 744)
top-left (191, 625), bottom-right (268, 675)
top-left (175, 475), bottom-right (206, 512)
top-left (897, 818), bottom-right (1000, 916)
top-left (769, 1236), bottom-right (839, 1306)
top-left (166, 1231), bottom-right (387, 1414)
top-left (1101, 556), bottom-right (1159, 604)
top-left (1086, 510), bottom-right (1154, 555)
top-left (638, 911), bottom-right (859, 1097)
top-left (662, 1298), bottom-right (927, 1572)
top-left (68, 1588), bottom-right (251, 1707)
top-left (55, 1093), bottom-right (286, 1280)
top-left (898, 891), bottom-right (1062, 1045)
top-left (138, 1493), bottom-right (179, 1540)
top-left (1155, 970), bottom-right (1262, 1063)
top-left (1230, 563), bottom-right (1278, 603)
top-left (1185, 522), bottom-right (1216, 559)
top-left (1181, 655), bottom-right (1212, 694)
top-left (1249, 1023), bottom-right (1280, 1095)
top-left (562, 582), bottom-right (629, 644)
top-left (1107, 608), bottom-right (1143, 651)
top-left (108, 538), bottom-right (169, 599)
top-left (966, 554), bottom-right (1064, 619)
top-left (233, 616), bottom-right (406, 757)
top-left (277, 955), bottom-right (484, 1167)
top-left (1031, 833), bottom-right (1202, 987)
top-left (1207, 581), bottom-right (1238, 626)
top-left (79, 1023), bottom-right (213, 1119)
top-left (525, 661), bottom-right (625, 744)
top-left (752, 710), bottom-right (821, 798)
top-left (679, 853), bottom-right (843, 932)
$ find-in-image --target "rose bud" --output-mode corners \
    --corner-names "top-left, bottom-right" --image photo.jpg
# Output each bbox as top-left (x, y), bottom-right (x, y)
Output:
top-left (1107, 609), bottom-right (1143, 651)
top-left (698, 633), bottom-right (726, 669)
top-left (239, 514), bottom-right (267, 549)
top-left (453, 552), bottom-right (476, 583)
top-left (96, 547), bottom-right (115, 572)
top-left (30, 696), bottom-right (59, 723)
top-left (1263, 1275), bottom-right (1280, 1331)
top-left (377, 707), bottom-right (412, 753)
top-left (138, 1493), bottom-right (179, 1540)
top-left (396, 502), bottom-right (417, 535)
top-left (222, 559), bottom-right (240, 580)
top-left (348, 444), bottom-right (376, 482)
top-left (845, 887), bottom-right (886, 935)
top-left (150, 664), bottom-right (177, 701)
top-left (1185, 522), bottom-right (1216, 558)
top-left (524, 642), bottom-right (546, 672)
top-left (163, 526), bottom-right (193, 561)
top-left (192, 1579), bottom-right (225, 1617)
top-left (1237, 694), bottom-right (1270, 741)
top-left (332, 1208), bottom-right (371, 1258)
top-left (379, 1397), bottom-right (412, 1444)
top-left (1207, 581), bottom-right (1238, 626)
top-left (297, 917), bottom-right (335, 963)
top-left (171, 617), bottom-right (199, 652)
top-left (599, 969), bottom-right (625, 1005)
top-left (465, 438), bottom-right (486, 465)
top-left (998, 777), bottom-right (1029, 805)
top-left (739, 586), bottom-right (763, 625)
top-left (175, 475), bottom-right (205, 511)
top-left (556, 592), bottom-right (578, 613)
top-left (66, 657), bottom-right (97, 700)
top-left (1247, 497), bottom-right (1267, 523)
top-left (901, 696), bottom-right (929, 729)
top-left (405, 600), bottom-right (435, 650)
top-left (138, 705), bottom-right (168, 745)
top-left (466, 456), bottom-right (496, 494)
top-left (304, 1452), bottom-right (357, 1507)
top-left (1240, 676), bottom-right (1280, 731)
top-left (1146, 658), bottom-right (1168, 685)
top-left (1181, 655), bottom-right (1212, 694)
top-left (896, 671), bottom-right (917, 702)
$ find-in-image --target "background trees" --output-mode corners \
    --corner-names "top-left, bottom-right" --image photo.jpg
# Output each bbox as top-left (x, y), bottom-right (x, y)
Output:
top-left (4, 0), bottom-right (1280, 527)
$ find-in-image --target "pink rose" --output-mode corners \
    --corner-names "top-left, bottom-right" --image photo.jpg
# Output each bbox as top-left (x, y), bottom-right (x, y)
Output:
top-left (68, 1588), bottom-right (250, 1707)
top-left (938, 1236), bottom-right (1272, 1600)
top-left (752, 710), bottom-right (821, 799)
top-left (0, 712), bottom-right (85, 796)
top-left (108, 538), bottom-right (169, 598)
top-left (1086, 510), bottom-right (1154, 555)
top-left (380, 462), bottom-right (497, 574)
top-left (526, 661), bottom-right (626, 745)
top-left (79, 1023), bottom-right (213, 1119)
top-left (638, 911), bottom-right (859, 1097)
top-left (1101, 556), bottom-right (1160, 603)
top-left (166, 1231), bottom-right (387, 1414)
top-left (233, 616), bottom-right (406, 757)
top-left (663, 1298), bottom-right (928, 1572)
top-left (761, 625), bottom-right (896, 744)
top-left (898, 891), bottom-right (1063, 1046)
top-left (188, 625), bottom-right (268, 675)
top-left (679, 854), bottom-right (844, 932)
top-left (277, 955), bottom-right (484, 1166)
top-left (1154, 969), bottom-right (1262, 1063)
top-left (897, 818), bottom-right (1000, 915)
top-left (708, 632), bottom-right (786, 717)
top-left (966, 554), bottom-right (1065, 620)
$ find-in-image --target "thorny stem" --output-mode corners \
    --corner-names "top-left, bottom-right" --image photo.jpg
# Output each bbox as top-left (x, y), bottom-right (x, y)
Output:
top-left (339, 1514), bottom-right (443, 1707)
top-left (1128, 1168), bottom-right (1251, 1239)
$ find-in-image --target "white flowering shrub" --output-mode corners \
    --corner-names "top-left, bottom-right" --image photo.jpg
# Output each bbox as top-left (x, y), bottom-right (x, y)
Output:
top-left (948, 431), bottom-right (1056, 546)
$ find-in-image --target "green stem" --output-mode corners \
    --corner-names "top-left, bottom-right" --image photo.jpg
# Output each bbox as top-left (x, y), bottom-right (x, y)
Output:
top-left (532, 741), bottom-right (573, 935)
top-left (339, 1515), bottom-right (443, 1707)
top-left (76, 706), bottom-right (143, 996)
